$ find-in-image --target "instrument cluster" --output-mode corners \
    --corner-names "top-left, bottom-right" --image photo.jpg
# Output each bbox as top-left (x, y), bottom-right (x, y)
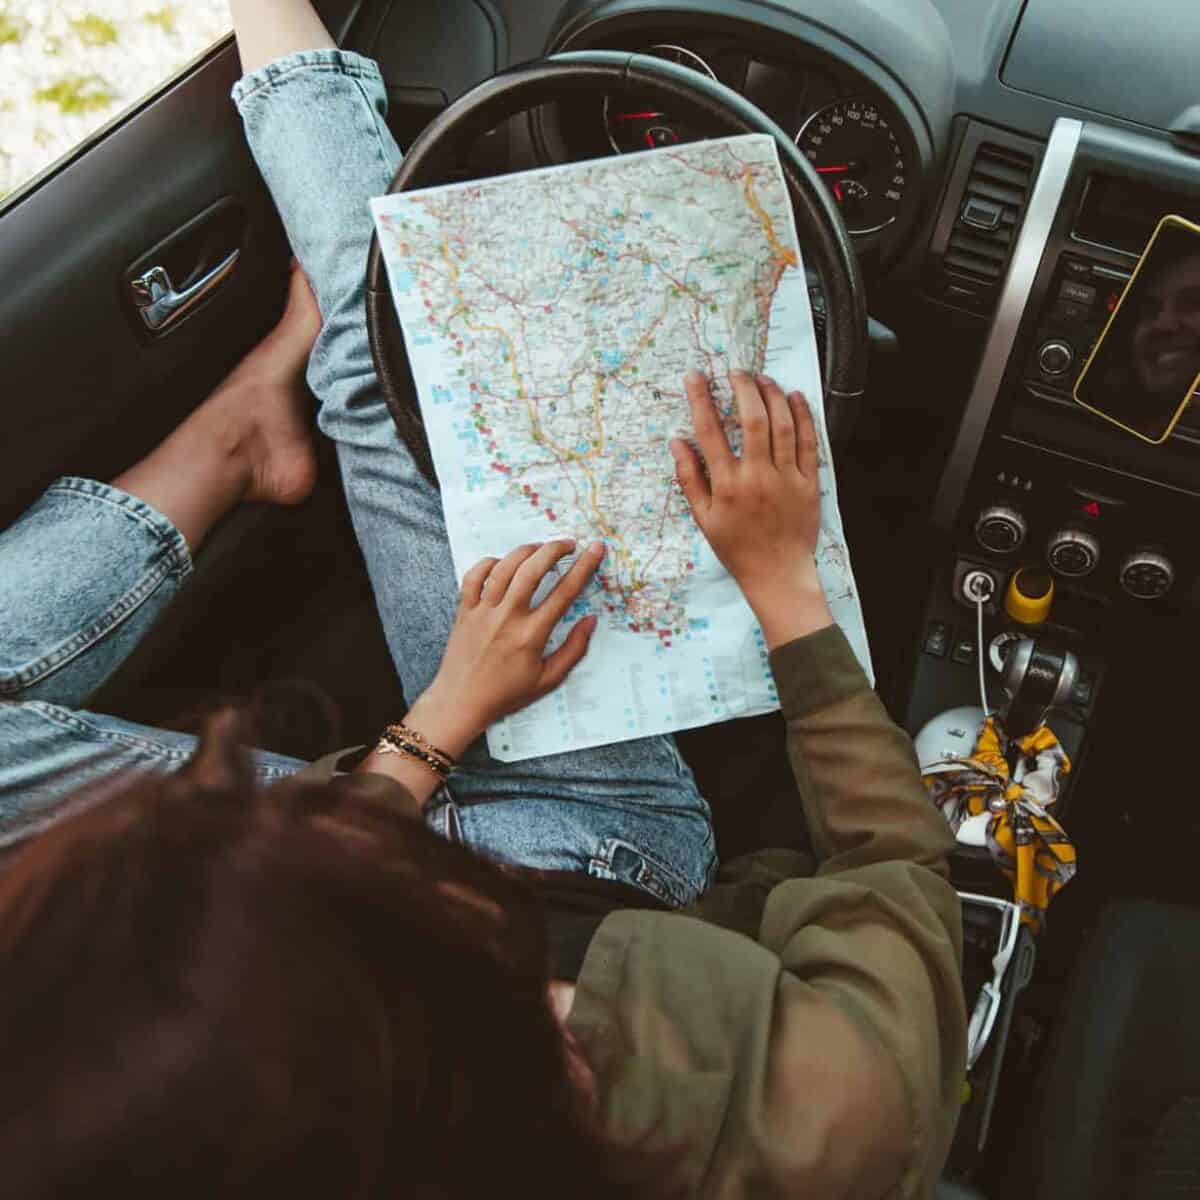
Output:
top-left (599, 42), bottom-right (913, 246)
top-left (540, 31), bottom-right (927, 263)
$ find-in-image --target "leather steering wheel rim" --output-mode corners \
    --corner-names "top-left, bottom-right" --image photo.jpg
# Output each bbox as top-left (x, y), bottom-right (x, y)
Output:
top-left (367, 50), bottom-right (868, 486)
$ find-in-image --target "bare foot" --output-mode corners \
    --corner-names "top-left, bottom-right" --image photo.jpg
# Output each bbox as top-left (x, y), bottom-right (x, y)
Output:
top-left (199, 262), bottom-right (322, 507)
top-left (112, 264), bottom-right (324, 552)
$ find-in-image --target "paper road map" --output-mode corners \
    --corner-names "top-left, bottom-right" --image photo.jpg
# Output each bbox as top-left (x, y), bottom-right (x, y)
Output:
top-left (372, 134), bottom-right (872, 762)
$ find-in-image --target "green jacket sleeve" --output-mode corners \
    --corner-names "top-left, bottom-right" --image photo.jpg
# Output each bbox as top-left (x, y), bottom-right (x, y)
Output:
top-left (570, 625), bottom-right (965, 1200)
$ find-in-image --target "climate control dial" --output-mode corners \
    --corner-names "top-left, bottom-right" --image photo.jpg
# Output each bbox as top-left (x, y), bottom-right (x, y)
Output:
top-left (974, 505), bottom-right (1028, 554)
top-left (1047, 527), bottom-right (1101, 578)
top-left (1118, 550), bottom-right (1175, 600)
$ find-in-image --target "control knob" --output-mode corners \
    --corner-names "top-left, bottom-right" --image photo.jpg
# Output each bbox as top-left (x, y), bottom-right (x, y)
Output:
top-left (974, 504), bottom-right (1028, 554)
top-left (1047, 527), bottom-right (1101, 577)
top-left (1038, 339), bottom-right (1075, 378)
top-left (1118, 549), bottom-right (1175, 600)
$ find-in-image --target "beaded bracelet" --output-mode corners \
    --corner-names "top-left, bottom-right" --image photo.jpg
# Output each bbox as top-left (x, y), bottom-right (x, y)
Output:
top-left (373, 722), bottom-right (456, 781)
top-left (388, 722), bottom-right (455, 768)
top-left (375, 735), bottom-right (450, 780)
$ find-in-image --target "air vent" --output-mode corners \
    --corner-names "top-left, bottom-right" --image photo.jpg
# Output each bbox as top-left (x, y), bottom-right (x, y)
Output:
top-left (946, 144), bottom-right (1034, 282)
top-left (927, 130), bottom-right (1039, 315)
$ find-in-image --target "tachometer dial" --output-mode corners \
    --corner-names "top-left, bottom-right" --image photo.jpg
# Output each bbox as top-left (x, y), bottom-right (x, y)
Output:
top-left (603, 44), bottom-right (716, 154)
top-left (795, 98), bottom-right (907, 236)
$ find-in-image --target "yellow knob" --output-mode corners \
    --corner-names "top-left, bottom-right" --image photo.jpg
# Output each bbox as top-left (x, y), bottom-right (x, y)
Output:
top-left (1005, 566), bottom-right (1054, 625)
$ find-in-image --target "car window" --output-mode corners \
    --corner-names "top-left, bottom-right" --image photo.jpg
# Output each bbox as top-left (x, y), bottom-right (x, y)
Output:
top-left (0, 2), bottom-right (232, 209)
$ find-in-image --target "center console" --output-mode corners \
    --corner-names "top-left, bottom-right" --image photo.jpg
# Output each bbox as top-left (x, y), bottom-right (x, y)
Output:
top-left (904, 116), bottom-right (1200, 828)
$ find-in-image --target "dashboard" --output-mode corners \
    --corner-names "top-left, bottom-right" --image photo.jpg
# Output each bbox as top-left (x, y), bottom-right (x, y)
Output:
top-left (485, 0), bottom-right (1200, 779)
top-left (512, 0), bottom-right (1200, 612)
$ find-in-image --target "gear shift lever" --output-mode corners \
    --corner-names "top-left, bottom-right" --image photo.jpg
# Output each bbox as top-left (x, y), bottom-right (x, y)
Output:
top-left (998, 637), bottom-right (1078, 740)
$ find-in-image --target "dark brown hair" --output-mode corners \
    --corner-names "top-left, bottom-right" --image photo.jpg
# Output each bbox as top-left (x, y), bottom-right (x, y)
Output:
top-left (0, 715), bottom-right (671, 1199)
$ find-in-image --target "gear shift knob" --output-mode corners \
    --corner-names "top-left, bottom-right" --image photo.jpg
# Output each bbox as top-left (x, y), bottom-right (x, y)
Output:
top-left (999, 637), bottom-right (1078, 740)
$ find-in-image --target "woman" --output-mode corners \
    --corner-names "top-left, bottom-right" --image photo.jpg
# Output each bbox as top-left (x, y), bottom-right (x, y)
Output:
top-left (0, 2), bottom-right (965, 1195)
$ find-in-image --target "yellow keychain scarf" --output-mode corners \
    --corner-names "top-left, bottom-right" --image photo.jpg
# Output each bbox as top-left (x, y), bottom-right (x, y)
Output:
top-left (923, 717), bottom-right (1076, 931)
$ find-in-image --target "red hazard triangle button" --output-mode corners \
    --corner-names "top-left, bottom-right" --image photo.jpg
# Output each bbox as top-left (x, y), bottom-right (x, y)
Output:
top-left (1081, 500), bottom-right (1101, 517)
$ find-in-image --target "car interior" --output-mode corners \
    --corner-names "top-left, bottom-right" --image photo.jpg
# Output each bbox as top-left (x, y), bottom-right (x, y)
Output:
top-left (5, 1), bottom-right (1200, 1195)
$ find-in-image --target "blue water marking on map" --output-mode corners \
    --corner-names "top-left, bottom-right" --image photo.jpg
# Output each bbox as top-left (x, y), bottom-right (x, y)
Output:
top-left (431, 384), bottom-right (454, 405)
top-left (463, 465), bottom-right (486, 493)
top-left (389, 266), bottom-right (415, 292)
top-left (689, 617), bottom-right (711, 631)
top-left (414, 333), bottom-right (433, 346)
top-left (599, 349), bottom-right (623, 371)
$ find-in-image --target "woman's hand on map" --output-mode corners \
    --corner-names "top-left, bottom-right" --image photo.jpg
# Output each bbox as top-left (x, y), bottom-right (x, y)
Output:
top-left (670, 370), bottom-right (832, 650)
top-left (407, 539), bottom-right (606, 754)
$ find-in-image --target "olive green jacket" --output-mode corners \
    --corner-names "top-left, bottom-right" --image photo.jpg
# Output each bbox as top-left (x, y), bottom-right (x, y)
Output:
top-left (567, 626), bottom-right (965, 1199)
top-left (312, 625), bottom-right (964, 1197)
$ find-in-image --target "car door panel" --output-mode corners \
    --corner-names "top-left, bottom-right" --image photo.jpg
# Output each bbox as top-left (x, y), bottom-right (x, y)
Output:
top-left (0, 0), bottom-right (372, 531)
top-left (0, 39), bottom-right (292, 529)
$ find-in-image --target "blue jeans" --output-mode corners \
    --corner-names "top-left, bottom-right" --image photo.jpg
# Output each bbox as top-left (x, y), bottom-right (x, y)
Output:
top-left (0, 50), bottom-right (715, 906)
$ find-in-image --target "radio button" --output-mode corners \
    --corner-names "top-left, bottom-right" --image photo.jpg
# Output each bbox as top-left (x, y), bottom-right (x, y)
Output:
top-left (1059, 280), bottom-right (1097, 307)
top-left (1038, 339), bottom-right (1075, 377)
top-left (1047, 528), bottom-right (1101, 578)
top-left (1063, 257), bottom-right (1093, 280)
top-left (1053, 300), bottom-right (1089, 323)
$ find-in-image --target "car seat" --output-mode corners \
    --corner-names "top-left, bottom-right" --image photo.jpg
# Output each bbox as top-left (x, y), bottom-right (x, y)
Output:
top-left (1023, 901), bottom-right (1200, 1198)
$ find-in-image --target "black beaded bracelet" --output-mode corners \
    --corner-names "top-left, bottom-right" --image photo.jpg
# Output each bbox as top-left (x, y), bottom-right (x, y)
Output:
top-left (376, 728), bottom-right (453, 780)
top-left (387, 721), bottom-right (457, 769)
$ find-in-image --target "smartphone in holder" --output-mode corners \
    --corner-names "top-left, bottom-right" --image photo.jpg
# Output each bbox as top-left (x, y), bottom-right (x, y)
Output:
top-left (1073, 214), bottom-right (1200, 444)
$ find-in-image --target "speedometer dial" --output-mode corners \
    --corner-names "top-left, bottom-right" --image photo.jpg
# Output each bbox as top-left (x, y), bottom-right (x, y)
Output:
top-left (796, 98), bottom-right (907, 236)
top-left (603, 44), bottom-right (717, 154)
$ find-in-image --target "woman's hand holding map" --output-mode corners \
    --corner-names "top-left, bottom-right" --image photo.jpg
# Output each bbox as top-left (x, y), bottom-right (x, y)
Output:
top-left (409, 368), bottom-right (833, 763)
top-left (670, 370), bottom-right (833, 651)
top-left (406, 539), bottom-right (608, 758)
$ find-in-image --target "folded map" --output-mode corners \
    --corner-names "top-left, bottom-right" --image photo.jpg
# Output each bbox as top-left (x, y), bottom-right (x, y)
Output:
top-left (372, 134), bottom-right (872, 761)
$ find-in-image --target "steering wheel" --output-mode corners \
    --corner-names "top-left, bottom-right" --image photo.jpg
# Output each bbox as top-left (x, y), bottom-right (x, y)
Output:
top-left (367, 50), bottom-right (868, 486)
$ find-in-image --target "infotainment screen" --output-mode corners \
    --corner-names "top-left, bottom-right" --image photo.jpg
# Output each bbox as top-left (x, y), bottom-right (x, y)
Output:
top-left (1073, 215), bottom-right (1200, 444)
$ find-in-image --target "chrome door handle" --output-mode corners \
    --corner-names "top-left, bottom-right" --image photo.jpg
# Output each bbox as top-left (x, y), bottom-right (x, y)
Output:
top-left (130, 248), bottom-right (239, 332)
